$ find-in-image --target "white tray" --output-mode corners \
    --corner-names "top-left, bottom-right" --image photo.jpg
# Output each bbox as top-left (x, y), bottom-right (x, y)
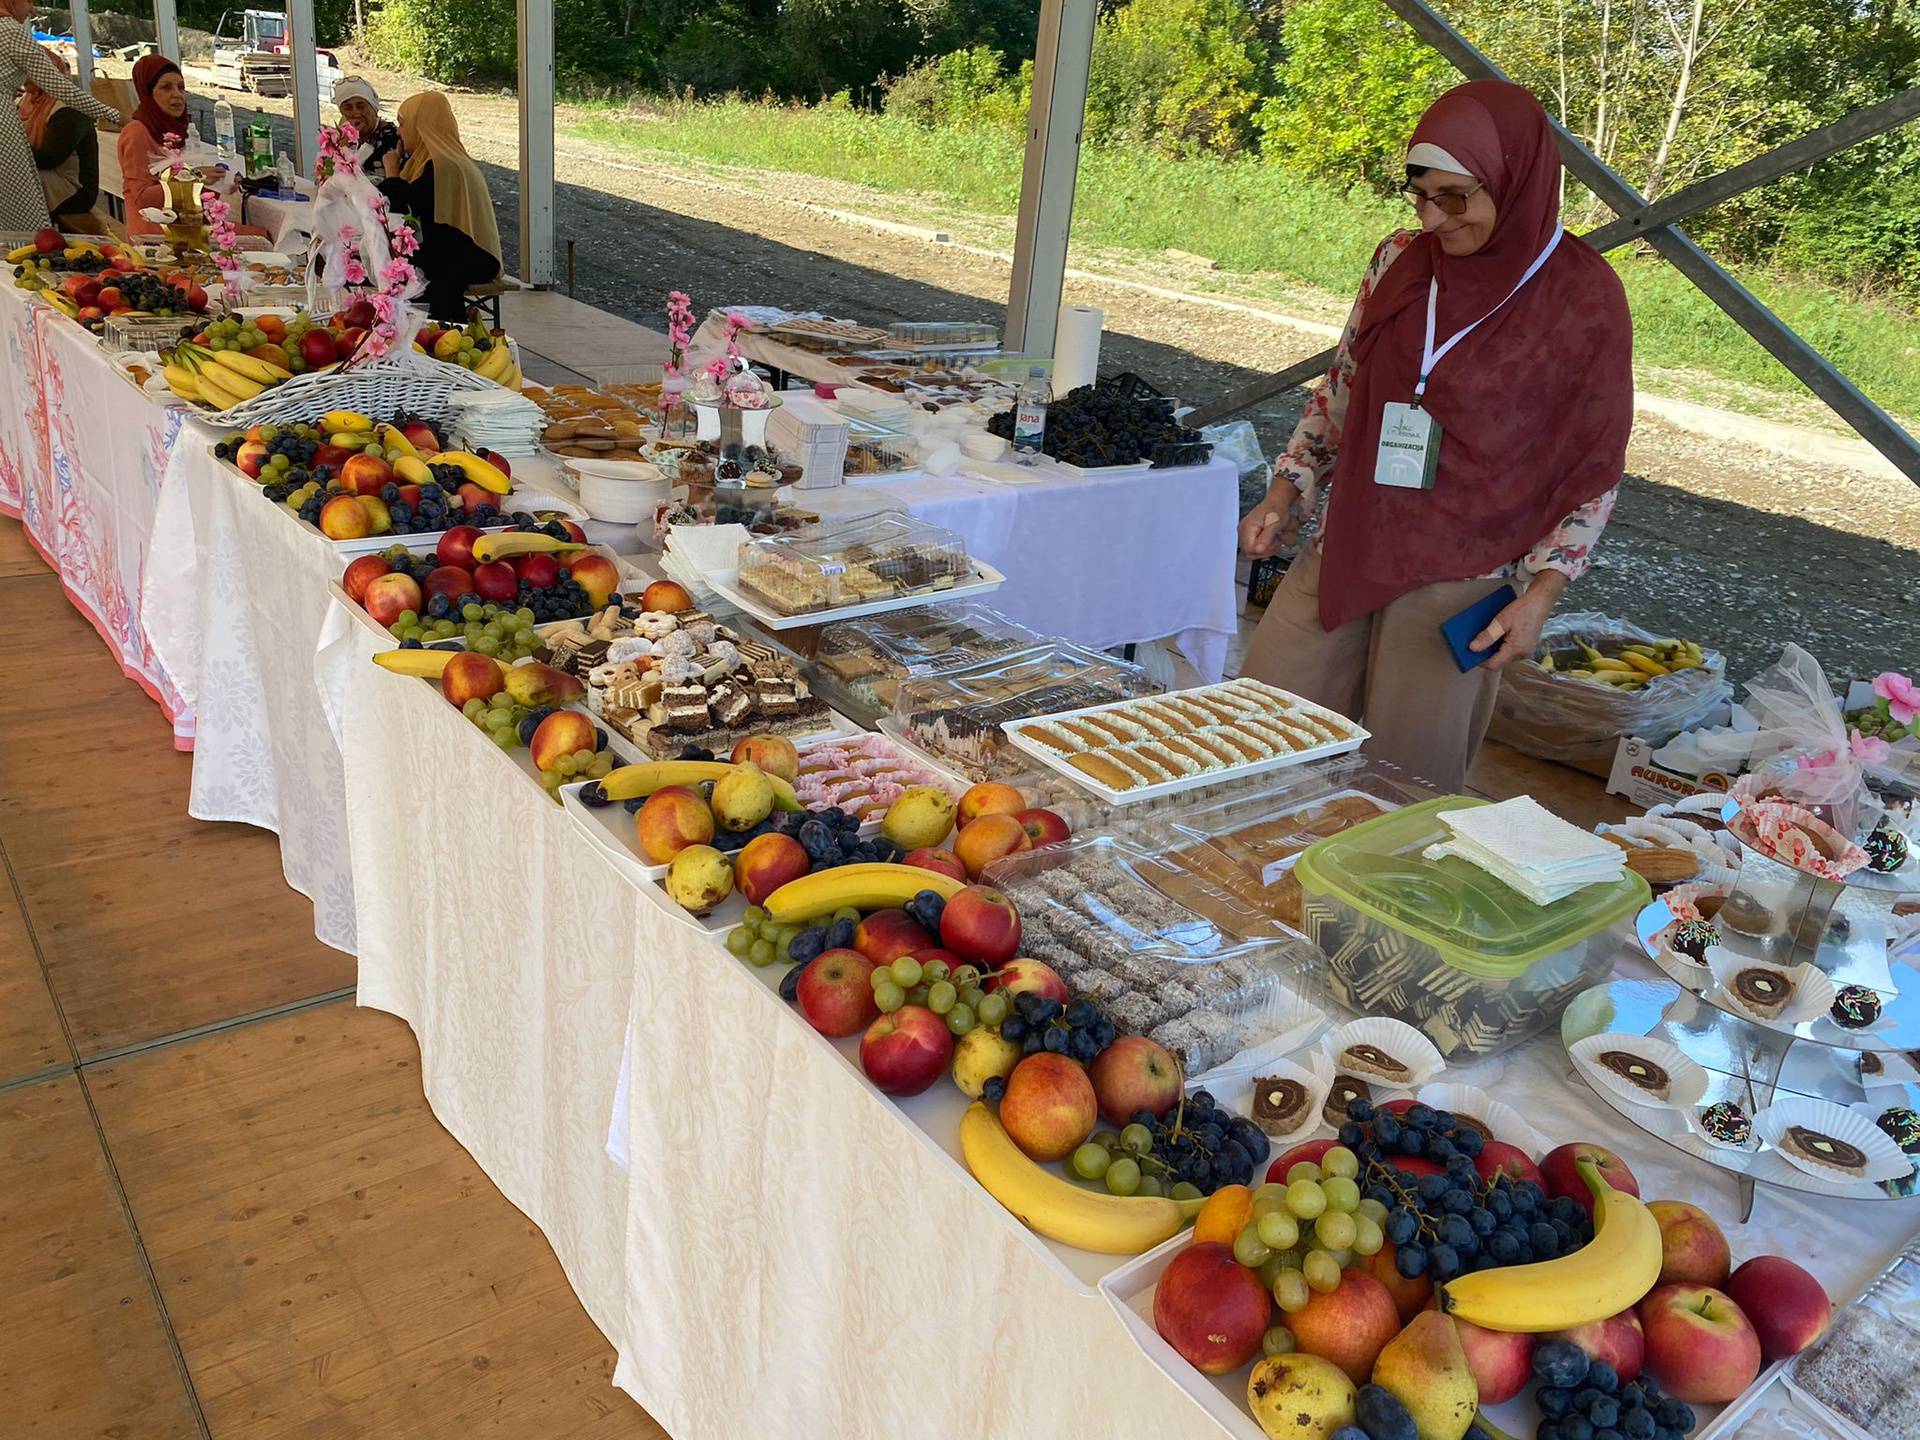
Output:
top-left (700, 558), bottom-right (1006, 631)
top-left (1052, 459), bottom-right (1153, 479)
top-left (1000, 683), bottom-right (1369, 806)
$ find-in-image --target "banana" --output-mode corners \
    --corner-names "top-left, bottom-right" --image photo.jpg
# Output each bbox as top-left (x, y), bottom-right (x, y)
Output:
top-left (476, 343), bottom-right (512, 382)
top-left (163, 363), bottom-right (202, 400)
top-left (598, 760), bottom-right (801, 809)
top-left (505, 360), bottom-right (523, 389)
top-left (1620, 651), bottom-right (1669, 677)
top-left (1438, 1160), bottom-right (1662, 1333)
top-left (1576, 638), bottom-right (1604, 665)
top-left (328, 431), bottom-right (374, 451)
top-left (210, 348), bottom-right (289, 384)
top-left (5, 244), bottom-right (35, 263)
top-left (438, 450), bottom-right (512, 494)
top-left (321, 409), bottom-right (375, 434)
top-left (371, 649), bottom-right (506, 679)
top-left (1538, 652), bottom-right (1557, 673)
top-left (470, 532), bottom-right (585, 563)
top-left (1587, 669), bottom-right (1645, 686)
top-left (203, 365), bottom-right (265, 402)
top-left (1588, 657), bottom-right (1635, 674)
top-left (378, 423), bottom-right (418, 459)
top-left (764, 863), bottom-right (966, 924)
top-left (961, 1103), bottom-right (1202, 1254)
top-left (391, 455), bottom-right (435, 487)
top-left (192, 366), bottom-right (252, 411)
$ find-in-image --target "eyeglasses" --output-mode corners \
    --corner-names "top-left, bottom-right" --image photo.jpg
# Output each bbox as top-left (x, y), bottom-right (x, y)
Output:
top-left (1400, 180), bottom-right (1484, 216)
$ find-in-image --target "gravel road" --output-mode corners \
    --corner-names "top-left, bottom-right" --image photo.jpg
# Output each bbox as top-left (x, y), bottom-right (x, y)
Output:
top-left (204, 80), bottom-right (1919, 681)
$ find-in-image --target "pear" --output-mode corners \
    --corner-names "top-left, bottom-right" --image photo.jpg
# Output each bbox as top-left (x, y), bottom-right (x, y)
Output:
top-left (711, 763), bottom-right (775, 832)
top-left (501, 659), bottom-right (584, 709)
top-left (1245, 1353), bottom-right (1356, 1438)
top-left (1368, 1312), bottom-right (1478, 1440)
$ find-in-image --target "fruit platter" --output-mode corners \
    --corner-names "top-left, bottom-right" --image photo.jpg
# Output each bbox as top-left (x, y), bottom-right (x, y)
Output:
top-left (336, 529), bottom-right (625, 641)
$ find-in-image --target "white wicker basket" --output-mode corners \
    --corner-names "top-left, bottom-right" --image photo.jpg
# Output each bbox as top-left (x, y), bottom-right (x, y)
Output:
top-left (203, 348), bottom-right (506, 429)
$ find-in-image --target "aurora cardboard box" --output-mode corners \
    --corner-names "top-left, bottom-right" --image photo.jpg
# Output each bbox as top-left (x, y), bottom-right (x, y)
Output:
top-left (1607, 703), bottom-right (1756, 808)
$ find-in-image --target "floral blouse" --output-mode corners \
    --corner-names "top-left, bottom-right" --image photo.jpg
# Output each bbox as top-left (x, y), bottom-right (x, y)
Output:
top-left (1274, 230), bottom-right (1617, 582)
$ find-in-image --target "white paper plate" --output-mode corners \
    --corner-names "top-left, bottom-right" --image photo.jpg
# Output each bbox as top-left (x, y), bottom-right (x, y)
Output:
top-left (1416, 1082), bottom-right (1548, 1156)
top-left (1705, 949), bottom-right (1835, 1026)
top-left (1755, 1095), bottom-right (1911, 1184)
top-left (1323, 1016), bottom-right (1443, 1090)
top-left (1570, 1033), bottom-right (1708, 1111)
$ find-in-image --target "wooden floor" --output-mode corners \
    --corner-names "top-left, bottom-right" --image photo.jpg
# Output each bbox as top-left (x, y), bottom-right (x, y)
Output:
top-left (0, 517), bottom-right (666, 1439)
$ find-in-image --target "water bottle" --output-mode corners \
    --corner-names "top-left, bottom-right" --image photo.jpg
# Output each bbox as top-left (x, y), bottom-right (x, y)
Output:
top-left (214, 99), bottom-right (236, 160)
top-left (1012, 366), bottom-right (1051, 456)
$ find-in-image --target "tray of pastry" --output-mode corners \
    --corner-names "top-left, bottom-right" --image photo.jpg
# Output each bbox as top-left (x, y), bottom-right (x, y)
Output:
top-left (716, 510), bottom-right (1001, 626)
top-left (1001, 677), bottom-right (1368, 804)
top-left (803, 603), bottom-right (1040, 726)
top-left (1784, 1233), bottom-right (1920, 1439)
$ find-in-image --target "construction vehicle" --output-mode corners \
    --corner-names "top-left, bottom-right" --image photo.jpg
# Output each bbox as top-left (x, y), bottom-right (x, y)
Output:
top-left (209, 10), bottom-right (339, 99)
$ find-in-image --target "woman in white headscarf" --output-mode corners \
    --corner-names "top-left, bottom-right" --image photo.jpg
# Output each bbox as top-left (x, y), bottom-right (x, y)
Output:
top-left (333, 76), bottom-right (399, 171)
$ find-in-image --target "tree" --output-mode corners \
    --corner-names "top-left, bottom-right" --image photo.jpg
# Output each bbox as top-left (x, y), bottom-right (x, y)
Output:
top-left (1084, 0), bottom-right (1271, 154)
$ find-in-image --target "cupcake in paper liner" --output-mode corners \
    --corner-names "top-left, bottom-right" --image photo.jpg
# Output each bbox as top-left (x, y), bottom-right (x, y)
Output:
top-left (1704, 948), bottom-right (1835, 1027)
top-left (1688, 1099), bottom-right (1759, 1154)
top-left (1570, 1033), bottom-right (1708, 1111)
top-left (1323, 1016), bottom-right (1443, 1092)
top-left (1730, 801), bottom-right (1870, 880)
top-left (1415, 1081), bottom-right (1548, 1156)
top-left (1754, 1096), bottom-right (1911, 1184)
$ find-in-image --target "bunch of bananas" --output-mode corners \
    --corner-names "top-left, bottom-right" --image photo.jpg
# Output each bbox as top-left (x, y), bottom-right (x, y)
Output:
top-left (1538, 636), bottom-right (1706, 691)
top-left (163, 340), bottom-right (292, 411)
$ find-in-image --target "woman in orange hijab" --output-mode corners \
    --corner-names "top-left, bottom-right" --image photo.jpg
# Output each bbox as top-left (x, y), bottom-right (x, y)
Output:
top-left (18, 51), bottom-right (99, 221)
top-left (377, 91), bottom-right (502, 321)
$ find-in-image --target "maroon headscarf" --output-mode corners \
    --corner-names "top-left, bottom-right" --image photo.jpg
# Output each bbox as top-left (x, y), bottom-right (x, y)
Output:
top-left (1316, 80), bottom-right (1633, 631)
top-left (131, 55), bottom-right (191, 145)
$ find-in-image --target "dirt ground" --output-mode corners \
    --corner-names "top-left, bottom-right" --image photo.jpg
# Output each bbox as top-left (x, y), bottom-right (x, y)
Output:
top-left (200, 74), bottom-right (1918, 683)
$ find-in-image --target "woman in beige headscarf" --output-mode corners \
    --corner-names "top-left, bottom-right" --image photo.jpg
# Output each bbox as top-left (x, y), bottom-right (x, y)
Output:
top-left (377, 90), bottom-right (502, 321)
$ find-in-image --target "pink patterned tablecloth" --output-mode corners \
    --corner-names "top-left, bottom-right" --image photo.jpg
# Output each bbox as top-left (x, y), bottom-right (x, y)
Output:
top-left (0, 284), bottom-right (195, 747)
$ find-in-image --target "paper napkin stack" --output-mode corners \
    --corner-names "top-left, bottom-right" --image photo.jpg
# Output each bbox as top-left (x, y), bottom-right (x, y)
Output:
top-left (1423, 796), bottom-right (1627, 906)
top-left (447, 387), bottom-right (549, 458)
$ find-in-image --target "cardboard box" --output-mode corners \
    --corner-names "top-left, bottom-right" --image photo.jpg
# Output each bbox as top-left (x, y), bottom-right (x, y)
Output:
top-left (1605, 736), bottom-right (1737, 808)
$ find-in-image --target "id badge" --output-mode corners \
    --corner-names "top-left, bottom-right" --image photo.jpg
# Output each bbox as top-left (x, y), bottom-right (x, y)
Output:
top-left (1374, 402), bottom-right (1441, 490)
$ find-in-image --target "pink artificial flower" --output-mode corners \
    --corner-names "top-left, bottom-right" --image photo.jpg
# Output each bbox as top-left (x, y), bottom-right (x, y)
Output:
top-left (342, 258), bottom-right (368, 286)
top-left (1873, 672), bottom-right (1920, 725)
top-left (704, 357), bottom-right (729, 380)
top-left (1850, 729), bottom-right (1892, 764)
top-left (1795, 748), bottom-right (1842, 771)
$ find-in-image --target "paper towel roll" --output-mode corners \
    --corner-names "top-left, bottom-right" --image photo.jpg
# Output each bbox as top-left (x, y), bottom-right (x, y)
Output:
top-left (1053, 305), bottom-right (1103, 394)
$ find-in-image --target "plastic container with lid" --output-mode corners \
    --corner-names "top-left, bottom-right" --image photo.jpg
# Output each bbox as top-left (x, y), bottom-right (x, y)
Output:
top-left (1294, 796), bottom-right (1649, 1062)
top-left (983, 836), bottom-right (1325, 1079)
top-left (735, 510), bottom-right (973, 616)
top-left (804, 604), bottom-right (1041, 726)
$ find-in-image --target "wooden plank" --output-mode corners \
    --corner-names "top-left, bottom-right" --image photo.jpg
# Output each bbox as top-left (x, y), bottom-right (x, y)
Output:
top-left (0, 870), bottom-right (67, 1084)
top-left (0, 1075), bottom-right (200, 1438)
top-left (89, 1005), bottom-right (664, 1440)
top-left (1468, 739), bottom-right (1633, 831)
top-left (0, 518), bottom-right (45, 578)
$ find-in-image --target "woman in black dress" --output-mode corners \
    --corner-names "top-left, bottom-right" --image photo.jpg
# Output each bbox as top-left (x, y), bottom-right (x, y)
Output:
top-left (377, 91), bottom-right (501, 323)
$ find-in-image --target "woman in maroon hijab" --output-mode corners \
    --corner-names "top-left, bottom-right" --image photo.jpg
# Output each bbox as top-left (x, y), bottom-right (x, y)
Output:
top-left (1238, 81), bottom-right (1633, 790)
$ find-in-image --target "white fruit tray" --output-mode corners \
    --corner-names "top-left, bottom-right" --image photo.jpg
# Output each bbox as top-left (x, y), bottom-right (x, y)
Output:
top-left (1000, 682), bottom-right (1368, 806)
top-left (698, 557), bottom-right (1006, 631)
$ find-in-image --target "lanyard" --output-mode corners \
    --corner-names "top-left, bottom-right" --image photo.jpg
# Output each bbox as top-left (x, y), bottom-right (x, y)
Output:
top-left (1414, 224), bottom-right (1564, 404)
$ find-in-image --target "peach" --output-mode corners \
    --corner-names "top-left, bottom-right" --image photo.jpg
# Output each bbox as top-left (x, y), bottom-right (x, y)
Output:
top-left (985, 957), bottom-right (1067, 1003)
top-left (529, 711), bottom-right (597, 773)
top-left (957, 781), bottom-right (1025, 826)
top-left (473, 560), bottom-right (519, 603)
top-left (423, 565), bottom-right (474, 601)
top-left (939, 885), bottom-right (1022, 966)
top-left (1288, 1269), bottom-right (1402, 1383)
top-left (634, 785), bottom-right (714, 864)
top-left (795, 947), bottom-right (877, 1038)
top-left (1361, 1243), bottom-right (1433, 1323)
top-left (234, 439), bottom-right (271, 478)
top-left (998, 1052), bottom-right (1097, 1162)
top-left (1015, 807), bottom-right (1071, 847)
top-left (1649, 1200), bottom-right (1732, 1288)
top-left (953, 812), bottom-right (1031, 879)
top-left (362, 572), bottom-right (423, 627)
top-left (339, 452), bottom-right (393, 496)
top-left (318, 493), bottom-right (373, 539)
top-left (401, 420), bottom-right (441, 454)
top-left (567, 553), bottom-right (621, 608)
top-left (1638, 1284), bottom-right (1762, 1403)
top-left (341, 553), bottom-right (392, 602)
top-left (1087, 1034), bottom-right (1182, 1126)
top-left (1724, 1257), bottom-right (1830, 1362)
top-left (439, 650), bottom-right (503, 706)
top-left (901, 847), bottom-right (968, 882)
top-left (852, 908), bottom-right (933, 967)
top-left (1154, 1243), bottom-right (1271, 1377)
top-left (641, 579), bottom-right (693, 613)
top-left (734, 832), bottom-right (809, 906)
top-left (730, 735), bottom-right (800, 783)
top-left (455, 481), bottom-right (494, 513)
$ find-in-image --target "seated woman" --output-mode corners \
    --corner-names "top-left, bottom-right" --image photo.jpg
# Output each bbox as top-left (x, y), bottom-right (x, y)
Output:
top-left (332, 76), bottom-right (399, 172)
top-left (378, 91), bottom-right (502, 322)
top-left (19, 53), bottom-right (100, 224)
top-left (117, 55), bottom-right (266, 241)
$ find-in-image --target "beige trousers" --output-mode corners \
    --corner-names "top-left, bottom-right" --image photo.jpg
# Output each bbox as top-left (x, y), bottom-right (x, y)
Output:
top-left (1239, 548), bottom-right (1507, 793)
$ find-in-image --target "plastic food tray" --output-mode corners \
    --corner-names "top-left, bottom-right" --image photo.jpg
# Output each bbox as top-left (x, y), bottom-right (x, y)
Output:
top-left (1001, 680), bottom-right (1368, 806)
top-left (701, 558), bottom-right (1005, 631)
top-left (804, 604), bottom-right (1040, 727)
top-left (1785, 1233), bottom-right (1920, 1438)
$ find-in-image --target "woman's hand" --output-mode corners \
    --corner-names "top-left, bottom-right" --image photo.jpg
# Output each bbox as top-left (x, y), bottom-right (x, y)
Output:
top-left (1469, 570), bottom-right (1568, 671)
top-left (1238, 478), bottom-right (1304, 557)
top-left (381, 148), bottom-right (404, 178)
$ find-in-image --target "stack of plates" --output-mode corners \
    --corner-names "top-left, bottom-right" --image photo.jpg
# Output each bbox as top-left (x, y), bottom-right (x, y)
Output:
top-left (446, 388), bottom-right (548, 457)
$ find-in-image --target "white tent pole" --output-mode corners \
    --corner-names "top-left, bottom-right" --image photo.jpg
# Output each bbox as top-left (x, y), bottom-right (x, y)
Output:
top-left (517, 0), bottom-right (556, 286)
top-left (151, 0), bottom-right (179, 63)
top-left (1005, 0), bottom-right (1094, 356)
top-left (70, 0), bottom-right (92, 85)
top-left (288, 0), bottom-right (320, 177)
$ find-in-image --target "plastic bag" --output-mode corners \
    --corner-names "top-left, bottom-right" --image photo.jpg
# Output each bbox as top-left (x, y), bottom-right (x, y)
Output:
top-left (1488, 611), bottom-right (1732, 777)
top-left (1200, 419), bottom-right (1270, 513)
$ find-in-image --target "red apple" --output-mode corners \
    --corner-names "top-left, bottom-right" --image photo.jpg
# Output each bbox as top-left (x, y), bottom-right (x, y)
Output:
top-left (1648, 1200), bottom-right (1732, 1288)
top-left (439, 650), bottom-right (503, 705)
top-left (312, 442), bottom-right (353, 473)
top-left (341, 298), bottom-right (378, 330)
top-left (795, 947), bottom-right (878, 1038)
top-left (1087, 1035), bottom-right (1182, 1126)
top-left (515, 552), bottom-right (562, 588)
top-left (34, 227), bottom-right (60, 254)
top-left (1550, 1309), bottom-right (1645, 1383)
top-left (1638, 1284), bottom-right (1762, 1403)
top-left (456, 481), bottom-right (494, 513)
top-left (472, 560), bottom-right (519, 603)
top-left (1383, 1157), bottom-right (1446, 1180)
top-left (361, 572), bottom-right (423, 627)
top-left (436, 524), bottom-right (483, 569)
top-left (734, 832), bottom-right (809, 907)
top-left (423, 565), bottom-right (474, 601)
top-left (339, 452), bottom-right (394, 497)
top-left (999, 1052), bottom-right (1097, 1162)
top-left (234, 440), bottom-right (270, 478)
top-left (1154, 1243), bottom-right (1271, 1376)
top-left (983, 957), bottom-right (1068, 1003)
top-left (95, 285), bottom-right (124, 311)
top-left (1427, 1302), bottom-right (1535, 1404)
top-left (1724, 1257), bottom-right (1831, 1362)
top-left (340, 553), bottom-right (392, 602)
top-left (401, 420), bottom-right (441, 455)
top-left (1540, 1143), bottom-right (1638, 1218)
top-left (299, 328), bottom-right (339, 368)
top-left (1267, 1138), bottom-right (1338, 1184)
top-left (901, 847), bottom-right (968, 883)
top-left (1474, 1140), bottom-right (1546, 1191)
top-left (557, 518), bottom-right (586, 543)
top-left (1288, 1270), bottom-right (1401, 1383)
top-left (852, 909), bottom-right (933, 967)
top-left (337, 326), bottom-right (368, 357)
top-left (939, 884), bottom-right (1021, 965)
top-left (859, 1006), bottom-right (953, 1096)
top-left (483, 450), bottom-right (512, 476)
top-left (1014, 807), bottom-right (1071, 848)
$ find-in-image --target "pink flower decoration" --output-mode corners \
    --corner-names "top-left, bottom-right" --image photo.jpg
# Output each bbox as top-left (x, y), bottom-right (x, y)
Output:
top-left (1850, 729), bottom-right (1892, 764)
top-left (1796, 747), bottom-right (1842, 771)
top-left (1873, 672), bottom-right (1919, 725)
top-left (704, 357), bottom-right (729, 380)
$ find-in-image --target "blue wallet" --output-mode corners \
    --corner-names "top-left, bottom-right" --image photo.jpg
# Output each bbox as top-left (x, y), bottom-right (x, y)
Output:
top-left (1440, 584), bottom-right (1518, 673)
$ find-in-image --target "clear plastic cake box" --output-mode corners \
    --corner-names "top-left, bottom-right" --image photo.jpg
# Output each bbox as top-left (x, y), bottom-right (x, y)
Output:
top-left (1293, 797), bottom-right (1650, 1063)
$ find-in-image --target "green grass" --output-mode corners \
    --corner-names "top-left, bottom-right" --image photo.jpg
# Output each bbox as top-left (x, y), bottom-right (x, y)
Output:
top-left (569, 97), bottom-right (1920, 427)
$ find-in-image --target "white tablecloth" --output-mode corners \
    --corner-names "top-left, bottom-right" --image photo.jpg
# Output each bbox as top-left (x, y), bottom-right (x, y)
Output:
top-left (807, 458), bottom-right (1242, 682)
top-left (245, 185), bottom-right (317, 251)
top-left (0, 284), bottom-right (195, 744)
